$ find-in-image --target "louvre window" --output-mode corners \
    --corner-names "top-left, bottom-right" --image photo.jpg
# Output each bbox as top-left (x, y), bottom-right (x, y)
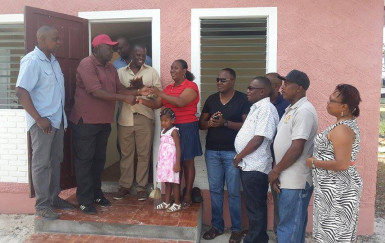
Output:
top-left (0, 24), bottom-right (24, 109)
top-left (200, 18), bottom-right (267, 106)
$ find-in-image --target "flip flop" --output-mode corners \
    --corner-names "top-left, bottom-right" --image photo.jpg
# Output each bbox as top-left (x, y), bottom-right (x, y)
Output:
top-left (202, 227), bottom-right (223, 240)
top-left (181, 201), bottom-right (192, 209)
top-left (229, 231), bottom-right (243, 243)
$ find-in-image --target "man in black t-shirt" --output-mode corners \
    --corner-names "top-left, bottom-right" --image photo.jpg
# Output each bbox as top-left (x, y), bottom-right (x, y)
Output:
top-left (199, 68), bottom-right (251, 242)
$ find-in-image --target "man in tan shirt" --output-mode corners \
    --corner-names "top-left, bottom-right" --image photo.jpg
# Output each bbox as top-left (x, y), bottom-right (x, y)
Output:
top-left (113, 44), bottom-right (161, 201)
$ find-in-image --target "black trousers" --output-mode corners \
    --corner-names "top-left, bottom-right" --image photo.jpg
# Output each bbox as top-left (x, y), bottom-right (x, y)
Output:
top-left (241, 170), bottom-right (269, 243)
top-left (71, 120), bottom-right (111, 206)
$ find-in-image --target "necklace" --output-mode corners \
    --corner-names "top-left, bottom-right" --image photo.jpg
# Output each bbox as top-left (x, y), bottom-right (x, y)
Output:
top-left (220, 90), bottom-right (235, 105)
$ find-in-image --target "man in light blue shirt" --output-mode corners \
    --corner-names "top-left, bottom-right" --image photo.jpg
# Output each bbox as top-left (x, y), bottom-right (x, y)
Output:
top-left (113, 37), bottom-right (152, 70)
top-left (16, 25), bottom-right (74, 220)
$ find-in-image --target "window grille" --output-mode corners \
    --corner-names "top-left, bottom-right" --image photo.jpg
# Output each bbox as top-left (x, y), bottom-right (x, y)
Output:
top-left (200, 18), bottom-right (267, 106)
top-left (0, 24), bottom-right (24, 109)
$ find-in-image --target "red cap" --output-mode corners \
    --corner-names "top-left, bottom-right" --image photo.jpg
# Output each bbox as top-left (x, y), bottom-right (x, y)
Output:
top-left (91, 34), bottom-right (118, 48)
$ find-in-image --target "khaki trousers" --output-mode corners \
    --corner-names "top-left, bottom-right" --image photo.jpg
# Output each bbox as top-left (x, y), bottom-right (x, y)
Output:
top-left (118, 114), bottom-right (154, 192)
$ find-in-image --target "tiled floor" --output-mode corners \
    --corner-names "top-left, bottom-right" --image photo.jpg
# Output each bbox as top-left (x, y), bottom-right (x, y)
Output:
top-left (49, 193), bottom-right (200, 227)
top-left (25, 233), bottom-right (194, 243)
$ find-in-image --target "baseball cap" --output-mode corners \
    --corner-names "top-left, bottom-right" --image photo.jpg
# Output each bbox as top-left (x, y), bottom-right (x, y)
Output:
top-left (282, 69), bottom-right (310, 90)
top-left (91, 34), bottom-right (118, 48)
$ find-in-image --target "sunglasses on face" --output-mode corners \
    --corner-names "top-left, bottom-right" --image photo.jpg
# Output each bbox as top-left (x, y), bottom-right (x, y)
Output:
top-left (216, 78), bottom-right (231, 83)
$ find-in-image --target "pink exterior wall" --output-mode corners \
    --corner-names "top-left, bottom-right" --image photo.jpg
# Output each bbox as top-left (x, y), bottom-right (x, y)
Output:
top-left (0, 0), bottom-right (382, 235)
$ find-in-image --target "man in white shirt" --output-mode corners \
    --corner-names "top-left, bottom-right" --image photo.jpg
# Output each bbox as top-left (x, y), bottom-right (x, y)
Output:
top-left (268, 69), bottom-right (318, 243)
top-left (234, 76), bottom-right (279, 243)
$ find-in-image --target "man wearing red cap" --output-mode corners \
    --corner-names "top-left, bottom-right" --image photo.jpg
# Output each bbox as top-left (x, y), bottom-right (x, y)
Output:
top-left (69, 34), bottom-right (147, 214)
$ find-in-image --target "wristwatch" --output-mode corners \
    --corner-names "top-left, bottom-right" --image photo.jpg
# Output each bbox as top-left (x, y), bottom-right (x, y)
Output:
top-left (311, 158), bottom-right (316, 169)
top-left (224, 120), bottom-right (228, 127)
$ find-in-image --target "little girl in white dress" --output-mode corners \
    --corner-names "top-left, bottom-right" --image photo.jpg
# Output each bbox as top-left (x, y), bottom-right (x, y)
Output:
top-left (155, 108), bottom-right (181, 212)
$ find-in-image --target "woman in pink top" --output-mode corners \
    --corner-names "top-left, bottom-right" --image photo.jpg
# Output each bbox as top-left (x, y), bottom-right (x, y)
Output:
top-left (139, 59), bottom-right (202, 207)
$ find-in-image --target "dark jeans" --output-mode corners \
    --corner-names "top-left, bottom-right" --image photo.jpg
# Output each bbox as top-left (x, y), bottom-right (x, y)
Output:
top-left (272, 188), bottom-right (279, 234)
top-left (241, 170), bottom-right (269, 243)
top-left (71, 120), bottom-right (111, 206)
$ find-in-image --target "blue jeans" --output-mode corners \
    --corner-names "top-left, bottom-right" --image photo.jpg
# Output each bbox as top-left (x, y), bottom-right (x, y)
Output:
top-left (205, 150), bottom-right (241, 232)
top-left (241, 170), bottom-right (269, 243)
top-left (277, 183), bottom-right (313, 243)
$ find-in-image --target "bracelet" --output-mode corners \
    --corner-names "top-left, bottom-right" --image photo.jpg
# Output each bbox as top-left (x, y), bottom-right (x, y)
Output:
top-left (137, 89), bottom-right (140, 96)
top-left (224, 119), bottom-right (228, 127)
top-left (311, 158), bottom-right (316, 169)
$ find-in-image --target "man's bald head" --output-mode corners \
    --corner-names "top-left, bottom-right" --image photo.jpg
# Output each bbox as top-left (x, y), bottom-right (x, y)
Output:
top-left (36, 26), bottom-right (60, 56)
top-left (265, 73), bottom-right (284, 85)
top-left (36, 26), bottom-right (57, 41)
top-left (265, 72), bottom-right (284, 97)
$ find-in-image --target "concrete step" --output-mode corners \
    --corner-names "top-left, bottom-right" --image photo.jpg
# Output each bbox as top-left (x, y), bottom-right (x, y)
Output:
top-left (25, 233), bottom-right (195, 242)
top-left (34, 193), bottom-right (202, 242)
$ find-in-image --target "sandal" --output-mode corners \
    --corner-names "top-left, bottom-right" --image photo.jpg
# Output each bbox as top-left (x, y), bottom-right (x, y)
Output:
top-left (181, 201), bottom-right (192, 209)
top-left (155, 202), bottom-right (170, 210)
top-left (166, 203), bottom-right (182, 213)
top-left (229, 231), bottom-right (243, 243)
top-left (202, 227), bottom-right (223, 240)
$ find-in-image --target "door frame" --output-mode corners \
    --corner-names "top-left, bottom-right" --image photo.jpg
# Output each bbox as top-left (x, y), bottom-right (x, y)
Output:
top-left (78, 9), bottom-right (161, 76)
top-left (78, 9), bottom-right (161, 184)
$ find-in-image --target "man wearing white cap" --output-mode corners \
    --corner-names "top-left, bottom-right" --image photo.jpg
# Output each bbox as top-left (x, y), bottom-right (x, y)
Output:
top-left (69, 34), bottom-right (148, 214)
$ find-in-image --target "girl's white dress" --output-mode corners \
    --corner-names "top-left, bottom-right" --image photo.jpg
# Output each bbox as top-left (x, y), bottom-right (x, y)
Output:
top-left (157, 127), bottom-right (179, 183)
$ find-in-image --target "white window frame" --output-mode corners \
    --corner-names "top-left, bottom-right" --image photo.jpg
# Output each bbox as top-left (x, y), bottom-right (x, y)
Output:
top-left (191, 7), bottom-right (278, 109)
top-left (78, 9), bottom-right (161, 75)
top-left (0, 14), bottom-right (23, 24)
top-left (0, 14), bottom-right (24, 109)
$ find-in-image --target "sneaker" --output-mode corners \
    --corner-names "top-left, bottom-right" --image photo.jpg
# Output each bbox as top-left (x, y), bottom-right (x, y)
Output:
top-left (79, 204), bottom-right (97, 214)
top-left (113, 187), bottom-right (130, 200)
top-left (94, 197), bottom-right (111, 207)
top-left (35, 207), bottom-right (59, 220)
top-left (137, 191), bottom-right (148, 201)
top-left (52, 197), bottom-right (75, 210)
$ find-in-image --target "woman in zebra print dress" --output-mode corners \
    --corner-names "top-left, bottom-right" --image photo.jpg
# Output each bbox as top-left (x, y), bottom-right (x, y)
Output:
top-left (306, 84), bottom-right (362, 242)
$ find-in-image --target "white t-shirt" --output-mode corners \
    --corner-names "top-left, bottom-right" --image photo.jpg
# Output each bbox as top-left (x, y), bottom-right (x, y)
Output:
top-left (234, 97), bottom-right (279, 174)
top-left (273, 97), bottom-right (318, 189)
